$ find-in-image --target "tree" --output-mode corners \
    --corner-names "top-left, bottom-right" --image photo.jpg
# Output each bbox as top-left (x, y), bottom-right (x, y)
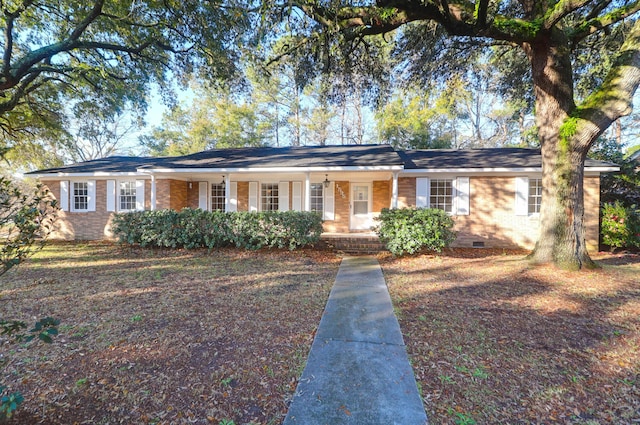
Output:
top-left (269, 1), bottom-right (640, 269)
top-left (1, 0), bottom-right (248, 157)
top-left (140, 85), bottom-right (267, 156)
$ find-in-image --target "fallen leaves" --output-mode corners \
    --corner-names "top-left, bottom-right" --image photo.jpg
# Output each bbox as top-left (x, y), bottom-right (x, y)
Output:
top-left (383, 250), bottom-right (640, 425)
top-left (1, 242), bottom-right (340, 424)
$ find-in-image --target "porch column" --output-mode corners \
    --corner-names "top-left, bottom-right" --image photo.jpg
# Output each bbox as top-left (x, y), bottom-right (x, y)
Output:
top-left (391, 172), bottom-right (399, 209)
top-left (304, 172), bottom-right (311, 211)
top-left (225, 175), bottom-right (231, 212)
top-left (150, 174), bottom-right (156, 211)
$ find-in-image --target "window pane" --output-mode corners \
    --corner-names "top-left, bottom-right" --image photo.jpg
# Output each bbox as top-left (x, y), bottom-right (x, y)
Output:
top-left (430, 179), bottom-right (453, 213)
top-left (119, 181), bottom-right (136, 211)
top-left (352, 185), bottom-right (368, 215)
top-left (310, 183), bottom-right (323, 212)
top-left (73, 182), bottom-right (88, 210)
top-left (211, 183), bottom-right (226, 212)
top-left (528, 178), bottom-right (542, 214)
top-left (261, 183), bottom-right (279, 211)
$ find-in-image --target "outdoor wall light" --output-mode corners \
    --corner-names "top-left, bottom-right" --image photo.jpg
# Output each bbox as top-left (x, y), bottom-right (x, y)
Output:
top-left (221, 175), bottom-right (226, 185)
top-left (323, 174), bottom-right (330, 188)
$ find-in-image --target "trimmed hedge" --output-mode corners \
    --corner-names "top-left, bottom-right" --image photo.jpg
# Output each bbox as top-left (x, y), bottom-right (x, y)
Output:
top-left (374, 207), bottom-right (456, 256)
top-left (601, 201), bottom-right (640, 250)
top-left (111, 209), bottom-right (324, 250)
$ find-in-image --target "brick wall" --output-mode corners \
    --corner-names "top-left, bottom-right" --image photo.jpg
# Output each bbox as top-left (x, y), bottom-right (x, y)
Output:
top-left (372, 180), bottom-right (391, 212)
top-left (153, 179), bottom-right (187, 210)
top-left (323, 181), bottom-right (350, 233)
top-left (397, 177), bottom-right (416, 208)
top-left (46, 180), bottom-right (116, 240)
top-left (237, 182), bottom-right (249, 211)
top-left (186, 182), bottom-right (199, 209)
top-left (396, 175), bottom-right (602, 250)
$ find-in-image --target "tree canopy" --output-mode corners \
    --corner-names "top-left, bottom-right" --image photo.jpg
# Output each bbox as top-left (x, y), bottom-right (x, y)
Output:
top-left (257, 0), bottom-right (640, 269)
top-left (1, 0), bottom-right (250, 163)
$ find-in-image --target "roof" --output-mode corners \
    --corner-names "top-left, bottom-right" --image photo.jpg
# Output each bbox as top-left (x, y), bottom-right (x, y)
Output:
top-left (399, 148), bottom-right (617, 170)
top-left (140, 144), bottom-right (403, 170)
top-left (27, 145), bottom-right (618, 176)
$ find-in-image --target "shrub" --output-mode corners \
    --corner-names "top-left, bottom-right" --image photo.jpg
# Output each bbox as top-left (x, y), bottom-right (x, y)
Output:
top-left (112, 209), bottom-right (323, 250)
top-left (374, 207), bottom-right (456, 256)
top-left (601, 201), bottom-right (640, 250)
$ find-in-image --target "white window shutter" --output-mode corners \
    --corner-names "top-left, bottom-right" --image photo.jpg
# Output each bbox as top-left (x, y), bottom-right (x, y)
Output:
top-left (455, 177), bottom-right (470, 216)
top-left (198, 182), bottom-right (208, 210)
top-left (106, 180), bottom-right (116, 212)
top-left (292, 182), bottom-right (302, 211)
top-left (324, 182), bottom-right (335, 221)
top-left (248, 182), bottom-right (258, 212)
top-left (59, 181), bottom-right (69, 211)
top-left (229, 182), bottom-right (238, 212)
top-left (416, 178), bottom-right (429, 208)
top-left (278, 182), bottom-right (290, 211)
top-left (135, 180), bottom-right (145, 211)
top-left (87, 180), bottom-right (96, 212)
top-left (515, 177), bottom-right (529, 216)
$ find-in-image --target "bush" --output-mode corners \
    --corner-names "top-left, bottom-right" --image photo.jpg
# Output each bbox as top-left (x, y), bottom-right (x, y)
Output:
top-left (374, 207), bottom-right (456, 256)
top-left (111, 209), bottom-right (324, 250)
top-left (601, 201), bottom-right (640, 250)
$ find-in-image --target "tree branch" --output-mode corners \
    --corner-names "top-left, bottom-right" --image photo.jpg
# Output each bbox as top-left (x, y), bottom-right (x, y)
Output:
top-left (571, 18), bottom-right (640, 150)
top-left (69, 0), bottom-right (104, 41)
top-left (570, 0), bottom-right (640, 42)
top-left (542, 0), bottom-right (592, 30)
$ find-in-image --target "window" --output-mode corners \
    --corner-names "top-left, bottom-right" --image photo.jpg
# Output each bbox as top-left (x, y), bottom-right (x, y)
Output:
top-left (430, 179), bottom-right (453, 213)
top-left (310, 183), bottom-right (324, 213)
top-left (261, 183), bottom-right (279, 211)
top-left (211, 183), bottom-right (226, 212)
top-left (119, 181), bottom-right (137, 211)
top-left (528, 178), bottom-right (542, 214)
top-left (72, 182), bottom-right (88, 211)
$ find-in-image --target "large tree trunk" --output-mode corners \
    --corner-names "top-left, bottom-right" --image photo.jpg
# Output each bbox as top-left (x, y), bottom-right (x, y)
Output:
top-left (525, 32), bottom-right (597, 270)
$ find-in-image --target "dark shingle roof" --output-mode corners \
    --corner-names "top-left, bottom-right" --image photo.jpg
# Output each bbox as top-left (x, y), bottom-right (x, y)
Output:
top-left (399, 148), bottom-right (616, 169)
top-left (27, 156), bottom-right (162, 174)
top-left (140, 144), bottom-right (403, 169)
top-left (28, 146), bottom-right (616, 175)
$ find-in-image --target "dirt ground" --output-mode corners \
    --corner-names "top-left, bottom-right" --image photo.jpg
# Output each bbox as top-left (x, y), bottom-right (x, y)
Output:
top-left (381, 248), bottom-right (640, 425)
top-left (2, 243), bottom-right (639, 424)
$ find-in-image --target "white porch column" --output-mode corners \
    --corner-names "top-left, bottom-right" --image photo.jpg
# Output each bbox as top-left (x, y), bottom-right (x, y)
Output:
top-left (225, 175), bottom-right (231, 212)
top-left (304, 172), bottom-right (311, 211)
top-left (150, 174), bottom-right (156, 211)
top-left (391, 172), bottom-right (399, 209)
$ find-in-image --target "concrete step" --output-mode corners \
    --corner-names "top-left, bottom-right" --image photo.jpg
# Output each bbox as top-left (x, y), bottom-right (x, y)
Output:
top-left (319, 235), bottom-right (386, 254)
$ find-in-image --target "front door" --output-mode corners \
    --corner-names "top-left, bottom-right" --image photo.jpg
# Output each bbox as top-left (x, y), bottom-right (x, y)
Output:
top-left (350, 183), bottom-right (373, 230)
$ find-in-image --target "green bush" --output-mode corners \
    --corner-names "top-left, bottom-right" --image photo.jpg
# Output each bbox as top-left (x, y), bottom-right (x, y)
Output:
top-left (374, 207), bottom-right (456, 256)
top-left (111, 209), bottom-right (323, 250)
top-left (601, 201), bottom-right (640, 250)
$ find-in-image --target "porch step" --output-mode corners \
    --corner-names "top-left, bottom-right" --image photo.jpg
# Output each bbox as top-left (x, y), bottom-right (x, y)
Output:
top-left (319, 234), bottom-right (386, 254)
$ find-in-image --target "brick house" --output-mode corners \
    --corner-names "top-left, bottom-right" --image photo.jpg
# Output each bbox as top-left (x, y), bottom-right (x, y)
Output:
top-left (28, 145), bottom-right (617, 250)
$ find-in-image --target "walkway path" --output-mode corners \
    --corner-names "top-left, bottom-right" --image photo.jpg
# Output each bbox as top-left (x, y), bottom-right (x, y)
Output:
top-left (283, 256), bottom-right (428, 425)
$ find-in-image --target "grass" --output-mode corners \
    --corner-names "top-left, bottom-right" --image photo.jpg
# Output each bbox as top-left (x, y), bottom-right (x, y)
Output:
top-left (381, 249), bottom-right (640, 424)
top-left (1, 241), bottom-right (339, 424)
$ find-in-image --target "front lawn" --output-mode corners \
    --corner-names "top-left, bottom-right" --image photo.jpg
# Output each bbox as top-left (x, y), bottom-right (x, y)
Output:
top-left (382, 249), bottom-right (640, 425)
top-left (3, 242), bottom-right (639, 424)
top-left (1, 242), bottom-right (339, 425)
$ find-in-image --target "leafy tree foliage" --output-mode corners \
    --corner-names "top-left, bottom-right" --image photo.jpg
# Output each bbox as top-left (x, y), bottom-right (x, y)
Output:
top-left (1, 0), bottom-right (249, 163)
top-left (0, 177), bottom-right (57, 277)
top-left (261, 0), bottom-right (640, 269)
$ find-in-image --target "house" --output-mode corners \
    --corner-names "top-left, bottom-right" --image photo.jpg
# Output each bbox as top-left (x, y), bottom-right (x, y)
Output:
top-left (28, 144), bottom-right (618, 250)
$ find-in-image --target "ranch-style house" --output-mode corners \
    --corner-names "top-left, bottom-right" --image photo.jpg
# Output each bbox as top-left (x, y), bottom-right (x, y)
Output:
top-left (28, 144), bottom-right (617, 250)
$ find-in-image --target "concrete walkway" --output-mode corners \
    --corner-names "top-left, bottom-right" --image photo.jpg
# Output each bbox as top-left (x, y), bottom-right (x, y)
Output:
top-left (283, 256), bottom-right (428, 425)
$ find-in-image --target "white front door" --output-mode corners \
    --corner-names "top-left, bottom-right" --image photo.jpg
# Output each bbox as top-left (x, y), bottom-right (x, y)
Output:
top-left (350, 183), bottom-right (373, 230)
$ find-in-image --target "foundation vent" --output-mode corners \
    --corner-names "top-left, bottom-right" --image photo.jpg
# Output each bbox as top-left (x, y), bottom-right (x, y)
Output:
top-left (472, 241), bottom-right (485, 248)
